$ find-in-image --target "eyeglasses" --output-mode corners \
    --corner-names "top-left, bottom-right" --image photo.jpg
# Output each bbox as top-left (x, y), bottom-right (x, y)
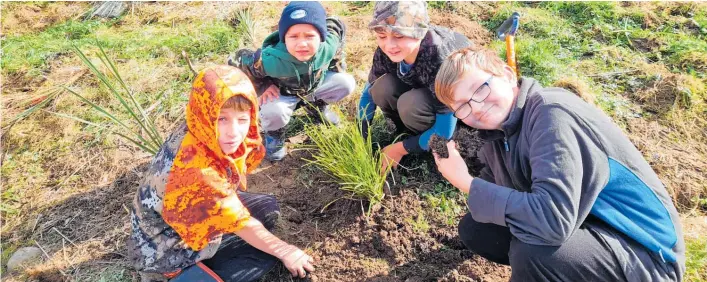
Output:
top-left (453, 76), bottom-right (493, 120)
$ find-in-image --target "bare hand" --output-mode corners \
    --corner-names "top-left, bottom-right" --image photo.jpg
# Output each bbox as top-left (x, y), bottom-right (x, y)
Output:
top-left (279, 245), bottom-right (315, 278)
top-left (381, 142), bottom-right (407, 175)
top-left (433, 140), bottom-right (473, 194)
top-left (259, 84), bottom-right (280, 105)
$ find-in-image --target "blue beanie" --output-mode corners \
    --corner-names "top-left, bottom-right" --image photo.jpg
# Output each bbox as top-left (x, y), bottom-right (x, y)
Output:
top-left (278, 1), bottom-right (327, 43)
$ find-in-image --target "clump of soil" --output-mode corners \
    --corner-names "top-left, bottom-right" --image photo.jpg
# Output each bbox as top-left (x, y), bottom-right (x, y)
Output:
top-left (452, 125), bottom-right (484, 165)
top-left (428, 126), bottom-right (484, 161)
top-left (429, 134), bottom-right (450, 158)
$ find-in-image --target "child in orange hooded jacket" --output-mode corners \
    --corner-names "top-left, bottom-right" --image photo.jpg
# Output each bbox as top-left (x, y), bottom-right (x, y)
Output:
top-left (127, 66), bottom-right (314, 282)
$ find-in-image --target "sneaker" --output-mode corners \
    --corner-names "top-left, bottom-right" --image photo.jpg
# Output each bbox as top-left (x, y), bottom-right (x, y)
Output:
top-left (264, 130), bottom-right (286, 161)
top-left (305, 100), bottom-right (340, 126)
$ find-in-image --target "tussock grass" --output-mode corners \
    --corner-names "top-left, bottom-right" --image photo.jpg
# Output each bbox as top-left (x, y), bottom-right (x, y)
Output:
top-left (304, 117), bottom-right (390, 211)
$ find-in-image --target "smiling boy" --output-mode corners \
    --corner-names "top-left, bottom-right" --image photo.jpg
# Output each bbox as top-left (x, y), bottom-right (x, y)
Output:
top-left (356, 0), bottom-right (472, 172)
top-left (433, 47), bottom-right (685, 281)
top-left (229, 1), bottom-right (354, 161)
top-left (128, 66), bottom-right (314, 282)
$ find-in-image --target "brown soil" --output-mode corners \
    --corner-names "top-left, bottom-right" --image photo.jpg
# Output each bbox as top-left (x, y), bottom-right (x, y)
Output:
top-left (249, 149), bottom-right (509, 282)
top-left (430, 11), bottom-right (493, 47)
top-left (429, 134), bottom-right (450, 159)
top-left (631, 37), bottom-right (662, 53)
top-left (0, 2), bottom-right (90, 37)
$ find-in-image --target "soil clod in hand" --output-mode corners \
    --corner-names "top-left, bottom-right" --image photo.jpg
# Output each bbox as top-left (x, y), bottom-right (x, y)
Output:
top-left (429, 134), bottom-right (449, 158)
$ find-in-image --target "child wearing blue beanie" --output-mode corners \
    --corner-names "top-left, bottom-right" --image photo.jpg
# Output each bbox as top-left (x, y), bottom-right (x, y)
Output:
top-left (229, 1), bottom-right (355, 162)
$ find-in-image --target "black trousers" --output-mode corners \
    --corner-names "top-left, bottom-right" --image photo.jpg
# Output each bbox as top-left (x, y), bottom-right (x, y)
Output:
top-left (201, 191), bottom-right (281, 282)
top-left (370, 74), bottom-right (442, 135)
top-left (458, 213), bottom-right (628, 282)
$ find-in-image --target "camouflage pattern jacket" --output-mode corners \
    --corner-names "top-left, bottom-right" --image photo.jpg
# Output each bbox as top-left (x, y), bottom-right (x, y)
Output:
top-left (127, 66), bottom-right (265, 280)
top-left (229, 17), bottom-right (347, 97)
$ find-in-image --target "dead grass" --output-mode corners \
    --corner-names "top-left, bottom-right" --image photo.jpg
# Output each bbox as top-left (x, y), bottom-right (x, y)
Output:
top-left (626, 118), bottom-right (707, 212)
top-left (553, 77), bottom-right (596, 105)
top-left (0, 2), bottom-right (90, 37)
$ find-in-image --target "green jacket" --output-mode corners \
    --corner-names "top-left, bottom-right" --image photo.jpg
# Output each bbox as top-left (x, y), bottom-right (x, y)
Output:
top-left (230, 17), bottom-right (346, 97)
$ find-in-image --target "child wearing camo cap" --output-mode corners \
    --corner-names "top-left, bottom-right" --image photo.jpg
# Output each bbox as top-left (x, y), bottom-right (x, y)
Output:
top-left (356, 0), bottom-right (473, 172)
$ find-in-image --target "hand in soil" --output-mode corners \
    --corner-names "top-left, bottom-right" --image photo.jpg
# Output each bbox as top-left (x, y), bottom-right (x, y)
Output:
top-left (428, 134), bottom-right (449, 158)
top-left (433, 140), bottom-right (473, 194)
top-left (279, 245), bottom-right (315, 278)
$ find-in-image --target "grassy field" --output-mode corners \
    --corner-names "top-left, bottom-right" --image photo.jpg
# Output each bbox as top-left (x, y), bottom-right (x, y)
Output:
top-left (2, 2), bottom-right (706, 281)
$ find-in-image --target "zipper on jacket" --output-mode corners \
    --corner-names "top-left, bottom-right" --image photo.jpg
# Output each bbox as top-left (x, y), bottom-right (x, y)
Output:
top-left (503, 137), bottom-right (510, 152)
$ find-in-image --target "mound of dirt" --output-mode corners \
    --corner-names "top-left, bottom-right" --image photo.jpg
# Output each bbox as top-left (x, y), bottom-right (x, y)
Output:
top-left (249, 130), bottom-right (504, 282)
top-left (553, 77), bottom-right (595, 105)
top-left (430, 11), bottom-right (493, 46)
top-left (1, 2), bottom-right (89, 36)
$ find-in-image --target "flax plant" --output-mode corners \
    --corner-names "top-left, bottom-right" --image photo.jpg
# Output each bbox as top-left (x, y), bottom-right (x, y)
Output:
top-left (233, 7), bottom-right (258, 48)
top-left (64, 42), bottom-right (163, 155)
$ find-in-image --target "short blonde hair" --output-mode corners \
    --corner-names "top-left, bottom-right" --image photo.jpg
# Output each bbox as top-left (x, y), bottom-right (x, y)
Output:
top-left (435, 46), bottom-right (514, 107)
top-left (222, 95), bottom-right (252, 112)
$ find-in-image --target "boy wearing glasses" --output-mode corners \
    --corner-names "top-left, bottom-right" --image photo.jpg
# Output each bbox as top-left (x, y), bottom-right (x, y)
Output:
top-left (432, 46), bottom-right (685, 281)
top-left (356, 0), bottom-right (471, 172)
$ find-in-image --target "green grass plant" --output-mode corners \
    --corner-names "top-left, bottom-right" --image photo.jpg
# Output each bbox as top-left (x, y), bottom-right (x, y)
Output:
top-left (406, 211), bottom-right (431, 233)
top-left (304, 116), bottom-right (390, 211)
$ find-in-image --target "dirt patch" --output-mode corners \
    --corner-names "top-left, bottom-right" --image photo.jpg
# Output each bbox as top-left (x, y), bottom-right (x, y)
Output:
top-left (255, 183), bottom-right (510, 282)
top-left (553, 77), bottom-right (595, 105)
top-left (631, 73), bottom-right (703, 114)
top-left (631, 37), bottom-right (661, 53)
top-left (2, 156), bottom-right (146, 282)
top-left (682, 216), bottom-right (707, 240)
top-left (1, 2), bottom-right (90, 36)
top-left (339, 15), bottom-right (378, 76)
top-left (247, 125), bottom-right (498, 282)
top-left (430, 11), bottom-right (493, 47)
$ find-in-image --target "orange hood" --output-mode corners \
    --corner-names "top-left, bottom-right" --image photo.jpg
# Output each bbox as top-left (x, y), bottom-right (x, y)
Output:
top-left (162, 65), bottom-right (265, 251)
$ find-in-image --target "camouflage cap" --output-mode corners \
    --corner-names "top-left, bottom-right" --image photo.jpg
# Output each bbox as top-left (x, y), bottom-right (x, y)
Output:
top-left (368, 1), bottom-right (429, 39)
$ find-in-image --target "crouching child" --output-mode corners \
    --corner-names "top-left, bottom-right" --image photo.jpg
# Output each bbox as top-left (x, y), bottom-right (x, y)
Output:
top-left (128, 66), bottom-right (314, 282)
top-left (433, 47), bottom-right (685, 281)
top-left (229, 1), bottom-right (355, 161)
